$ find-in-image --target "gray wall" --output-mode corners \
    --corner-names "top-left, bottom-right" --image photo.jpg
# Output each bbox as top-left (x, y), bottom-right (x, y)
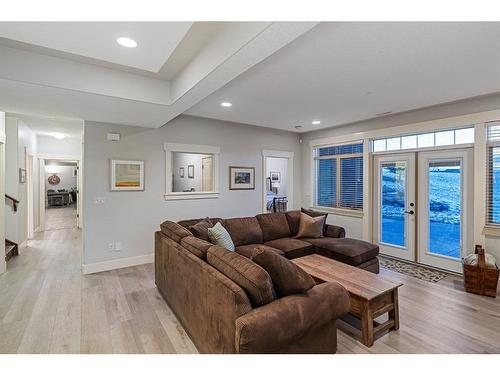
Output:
top-left (83, 115), bottom-right (301, 266)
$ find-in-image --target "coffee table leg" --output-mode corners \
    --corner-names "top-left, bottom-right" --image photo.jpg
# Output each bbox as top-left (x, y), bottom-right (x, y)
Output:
top-left (389, 288), bottom-right (400, 331)
top-left (361, 304), bottom-right (374, 347)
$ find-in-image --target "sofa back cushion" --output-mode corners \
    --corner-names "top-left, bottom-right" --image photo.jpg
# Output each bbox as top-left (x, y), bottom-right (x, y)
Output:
top-left (180, 236), bottom-right (213, 260)
top-left (285, 210), bottom-right (301, 236)
top-left (301, 208), bottom-right (329, 235)
top-left (160, 221), bottom-right (193, 243)
top-left (178, 217), bottom-right (225, 230)
top-left (188, 218), bottom-right (213, 241)
top-left (207, 245), bottom-right (275, 307)
top-left (224, 217), bottom-right (263, 247)
top-left (256, 213), bottom-right (291, 242)
top-left (251, 246), bottom-right (315, 297)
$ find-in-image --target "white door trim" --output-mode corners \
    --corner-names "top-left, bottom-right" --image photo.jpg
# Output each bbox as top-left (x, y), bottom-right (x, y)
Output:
top-left (262, 150), bottom-right (294, 213)
top-left (38, 153), bottom-right (82, 231)
top-left (373, 153), bottom-right (416, 261)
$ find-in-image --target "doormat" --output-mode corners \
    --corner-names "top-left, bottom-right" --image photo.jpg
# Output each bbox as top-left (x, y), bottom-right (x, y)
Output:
top-left (379, 256), bottom-right (450, 283)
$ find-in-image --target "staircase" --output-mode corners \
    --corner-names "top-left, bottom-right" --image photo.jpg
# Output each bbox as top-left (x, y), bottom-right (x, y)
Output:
top-left (5, 239), bottom-right (18, 262)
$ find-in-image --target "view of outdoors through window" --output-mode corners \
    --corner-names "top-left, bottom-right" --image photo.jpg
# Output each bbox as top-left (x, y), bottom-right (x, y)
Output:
top-left (428, 160), bottom-right (462, 258)
top-left (380, 162), bottom-right (406, 247)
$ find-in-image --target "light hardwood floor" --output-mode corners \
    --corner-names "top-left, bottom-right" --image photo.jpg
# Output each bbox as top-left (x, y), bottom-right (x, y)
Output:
top-left (44, 205), bottom-right (77, 230)
top-left (1, 221), bottom-right (499, 353)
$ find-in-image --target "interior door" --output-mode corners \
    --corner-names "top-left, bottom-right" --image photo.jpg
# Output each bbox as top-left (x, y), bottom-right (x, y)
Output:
top-left (202, 156), bottom-right (213, 191)
top-left (373, 153), bottom-right (416, 261)
top-left (417, 149), bottom-right (473, 273)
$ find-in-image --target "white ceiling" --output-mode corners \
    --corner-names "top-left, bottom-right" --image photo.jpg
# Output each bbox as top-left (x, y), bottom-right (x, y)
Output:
top-left (187, 22), bottom-right (500, 132)
top-left (0, 22), bottom-right (317, 128)
top-left (0, 22), bottom-right (193, 73)
top-left (9, 113), bottom-right (83, 139)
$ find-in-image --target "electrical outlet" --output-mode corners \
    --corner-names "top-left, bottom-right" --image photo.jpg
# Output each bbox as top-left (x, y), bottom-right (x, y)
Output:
top-left (95, 197), bottom-right (105, 205)
top-left (107, 242), bottom-right (115, 251)
top-left (114, 242), bottom-right (122, 251)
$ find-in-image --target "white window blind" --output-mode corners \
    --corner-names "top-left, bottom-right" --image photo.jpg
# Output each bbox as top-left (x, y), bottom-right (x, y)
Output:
top-left (313, 142), bottom-right (363, 210)
top-left (487, 122), bottom-right (500, 226)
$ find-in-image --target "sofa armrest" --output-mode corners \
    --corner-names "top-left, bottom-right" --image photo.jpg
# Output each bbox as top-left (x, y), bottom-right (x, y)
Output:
top-left (325, 224), bottom-right (345, 238)
top-left (235, 281), bottom-right (350, 353)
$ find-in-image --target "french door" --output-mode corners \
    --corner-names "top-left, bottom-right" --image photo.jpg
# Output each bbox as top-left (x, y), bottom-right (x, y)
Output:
top-left (417, 149), bottom-right (473, 273)
top-left (373, 153), bottom-right (416, 261)
top-left (373, 149), bottom-right (473, 272)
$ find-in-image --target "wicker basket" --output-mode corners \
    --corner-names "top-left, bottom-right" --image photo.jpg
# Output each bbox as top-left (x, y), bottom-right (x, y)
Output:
top-left (462, 245), bottom-right (499, 298)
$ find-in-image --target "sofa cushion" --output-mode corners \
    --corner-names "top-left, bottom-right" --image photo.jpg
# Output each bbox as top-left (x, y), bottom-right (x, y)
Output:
top-left (160, 220), bottom-right (193, 243)
top-left (251, 246), bottom-right (315, 297)
top-left (188, 218), bottom-right (213, 241)
top-left (236, 244), bottom-right (285, 258)
top-left (178, 217), bottom-right (225, 229)
top-left (296, 212), bottom-right (326, 239)
top-left (264, 238), bottom-right (314, 259)
top-left (208, 222), bottom-right (235, 251)
top-left (301, 207), bottom-right (329, 235)
top-left (285, 210), bottom-right (301, 236)
top-left (207, 245), bottom-right (275, 307)
top-left (180, 236), bottom-right (213, 260)
top-left (303, 237), bottom-right (379, 266)
top-left (224, 217), bottom-right (263, 247)
top-left (255, 213), bottom-right (291, 242)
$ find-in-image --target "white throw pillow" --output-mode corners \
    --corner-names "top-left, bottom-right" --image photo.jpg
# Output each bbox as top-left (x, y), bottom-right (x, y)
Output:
top-left (463, 253), bottom-right (497, 268)
top-left (208, 222), bottom-right (235, 252)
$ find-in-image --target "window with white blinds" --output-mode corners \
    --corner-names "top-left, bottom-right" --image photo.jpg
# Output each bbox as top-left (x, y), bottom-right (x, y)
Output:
top-left (487, 122), bottom-right (500, 225)
top-left (313, 142), bottom-right (363, 210)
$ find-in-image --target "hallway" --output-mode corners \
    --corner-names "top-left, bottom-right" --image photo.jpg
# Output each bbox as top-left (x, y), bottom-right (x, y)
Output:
top-left (0, 221), bottom-right (197, 353)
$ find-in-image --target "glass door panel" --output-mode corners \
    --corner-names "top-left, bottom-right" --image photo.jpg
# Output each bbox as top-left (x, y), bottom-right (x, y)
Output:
top-left (373, 153), bottom-right (416, 261)
top-left (381, 162), bottom-right (407, 247)
top-left (428, 160), bottom-right (461, 259)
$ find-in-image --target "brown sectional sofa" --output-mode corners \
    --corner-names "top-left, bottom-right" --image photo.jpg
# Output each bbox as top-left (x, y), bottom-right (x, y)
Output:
top-left (155, 210), bottom-right (379, 353)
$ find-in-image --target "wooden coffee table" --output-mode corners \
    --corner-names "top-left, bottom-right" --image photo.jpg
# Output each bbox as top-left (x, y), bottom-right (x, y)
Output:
top-left (292, 254), bottom-right (402, 347)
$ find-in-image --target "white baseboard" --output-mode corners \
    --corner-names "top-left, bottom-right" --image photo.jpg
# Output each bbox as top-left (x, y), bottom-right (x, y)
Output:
top-left (82, 253), bottom-right (154, 275)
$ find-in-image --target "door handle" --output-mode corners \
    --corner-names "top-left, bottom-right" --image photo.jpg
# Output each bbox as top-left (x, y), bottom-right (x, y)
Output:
top-left (404, 210), bottom-right (415, 215)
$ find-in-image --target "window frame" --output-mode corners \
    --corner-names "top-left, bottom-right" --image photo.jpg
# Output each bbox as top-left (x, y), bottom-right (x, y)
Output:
top-left (313, 142), bottom-right (364, 213)
top-left (164, 142), bottom-right (220, 201)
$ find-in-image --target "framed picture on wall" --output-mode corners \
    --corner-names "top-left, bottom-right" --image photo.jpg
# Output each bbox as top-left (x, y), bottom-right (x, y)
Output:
top-left (110, 159), bottom-right (145, 191)
top-left (19, 168), bottom-right (26, 183)
top-left (270, 171), bottom-right (281, 183)
top-left (229, 166), bottom-right (255, 190)
top-left (179, 167), bottom-right (184, 178)
top-left (188, 164), bottom-right (194, 179)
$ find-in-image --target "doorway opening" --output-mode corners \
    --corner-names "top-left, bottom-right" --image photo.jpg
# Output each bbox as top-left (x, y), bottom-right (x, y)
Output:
top-left (43, 159), bottom-right (79, 231)
top-left (373, 148), bottom-right (473, 273)
top-left (262, 150), bottom-right (294, 213)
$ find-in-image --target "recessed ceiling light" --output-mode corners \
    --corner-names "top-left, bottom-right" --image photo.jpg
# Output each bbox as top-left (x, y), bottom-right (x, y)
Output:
top-left (117, 37), bottom-right (137, 48)
top-left (220, 102), bottom-right (232, 107)
top-left (53, 133), bottom-right (66, 139)
top-left (312, 120), bottom-right (321, 125)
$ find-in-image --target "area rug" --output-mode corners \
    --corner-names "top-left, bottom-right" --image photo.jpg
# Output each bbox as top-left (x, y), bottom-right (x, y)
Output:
top-left (379, 256), bottom-right (450, 283)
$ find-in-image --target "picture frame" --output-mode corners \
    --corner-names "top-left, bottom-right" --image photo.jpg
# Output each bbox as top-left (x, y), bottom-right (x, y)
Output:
top-left (110, 159), bottom-right (145, 191)
top-left (188, 164), bottom-right (194, 179)
top-left (270, 171), bottom-right (281, 183)
top-left (19, 168), bottom-right (26, 183)
top-left (179, 167), bottom-right (184, 178)
top-left (229, 166), bottom-right (255, 190)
